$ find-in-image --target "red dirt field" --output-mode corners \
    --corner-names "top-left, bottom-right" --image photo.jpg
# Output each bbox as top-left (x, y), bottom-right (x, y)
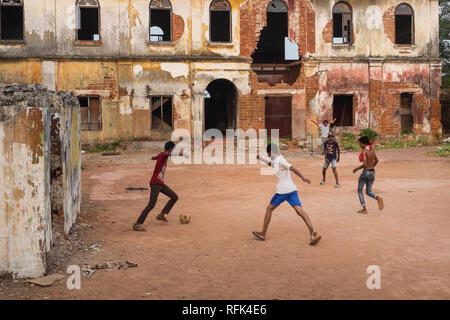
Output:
top-left (3, 146), bottom-right (450, 300)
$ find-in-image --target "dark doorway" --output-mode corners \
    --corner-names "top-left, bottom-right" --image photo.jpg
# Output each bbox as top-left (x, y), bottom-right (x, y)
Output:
top-left (251, 0), bottom-right (288, 64)
top-left (400, 93), bottom-right (414, 134)
top-left (204, 79), bottom-right (237, 133)
top-left (265, 96), bottom-right (292, 138)
top-left (441, 94), bottom-right (450, 135)
top-left (333, 95), bottom-right (354, 126)
top-left (0, 4), bottom-right (24, 41)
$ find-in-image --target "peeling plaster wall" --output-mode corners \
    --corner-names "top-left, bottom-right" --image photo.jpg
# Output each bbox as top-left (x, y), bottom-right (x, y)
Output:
top-left (0, 85), bottom-right (81, 278)
top-left (49, 93), bottom-right (82, 237)
top-left (313, 0), bottom-right (440, 59)
top-left (0, 93), bottom-right (51, 279)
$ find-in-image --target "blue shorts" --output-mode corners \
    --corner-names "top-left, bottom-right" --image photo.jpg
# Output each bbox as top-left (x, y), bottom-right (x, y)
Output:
top-left (324, 158), bottom-right (337, 169)
top-left (270, 190), bottom-right (302, 207)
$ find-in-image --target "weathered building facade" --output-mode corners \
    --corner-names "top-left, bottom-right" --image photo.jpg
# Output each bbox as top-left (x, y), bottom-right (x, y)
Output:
top-left (0, 0), bottom-right (442, 144)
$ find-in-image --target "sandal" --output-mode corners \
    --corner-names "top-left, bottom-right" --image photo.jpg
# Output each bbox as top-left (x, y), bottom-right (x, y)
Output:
top-left (156, 214), bottom-right (168, 222)
top-left (309, 232), bottom-right (322, 246)
top-left (252, 231), bottom-right (265, 241)
top-left (133, 223), bottom-right (147, 232)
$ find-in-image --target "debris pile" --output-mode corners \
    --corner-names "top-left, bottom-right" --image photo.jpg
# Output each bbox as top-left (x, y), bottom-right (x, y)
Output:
top-left (81, 261), bottom-right (138, 279)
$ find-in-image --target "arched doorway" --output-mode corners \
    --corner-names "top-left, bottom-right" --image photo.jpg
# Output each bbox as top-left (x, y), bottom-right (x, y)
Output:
top-left (204, 79), bottom-right (237, 133)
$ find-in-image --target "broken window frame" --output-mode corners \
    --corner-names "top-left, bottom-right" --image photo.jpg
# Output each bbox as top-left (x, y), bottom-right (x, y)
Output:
top-left (0, 0), bottom-right (25, 43)
top-left (150, 95), bottom-right (174, 131)
top-left (209, 0), bottom-right (232, 44)
top-left (332, 1), bottom-right (353, 45)
top-left (79, 96), bottom-right (102, 132)
top-left (75, 0), bottom-right (101, 44)
top-left (149, 0), bottom-right (172, 43)
top-left (394, 3), bottom-right (414, 46)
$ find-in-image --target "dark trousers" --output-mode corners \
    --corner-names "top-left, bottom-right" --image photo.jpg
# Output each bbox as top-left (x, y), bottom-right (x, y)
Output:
top-left (136, 183), bottom-right (178, 225)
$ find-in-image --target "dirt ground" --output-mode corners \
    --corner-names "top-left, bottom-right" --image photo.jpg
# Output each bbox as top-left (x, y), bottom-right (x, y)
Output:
top-left (2, 146), bottom-right (450, 300)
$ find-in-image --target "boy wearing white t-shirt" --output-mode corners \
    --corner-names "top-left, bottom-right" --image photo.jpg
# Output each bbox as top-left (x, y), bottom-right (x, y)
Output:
top-left (253, 144), bottom-right (322, 245)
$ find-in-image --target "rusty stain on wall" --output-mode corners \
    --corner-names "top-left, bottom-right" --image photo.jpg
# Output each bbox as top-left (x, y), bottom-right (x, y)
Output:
top-left (0, 84), bottom-right (81, 279)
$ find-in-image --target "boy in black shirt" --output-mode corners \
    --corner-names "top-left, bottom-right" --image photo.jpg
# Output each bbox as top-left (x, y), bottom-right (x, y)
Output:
top-left (320, 134), bottom-right (340, 188)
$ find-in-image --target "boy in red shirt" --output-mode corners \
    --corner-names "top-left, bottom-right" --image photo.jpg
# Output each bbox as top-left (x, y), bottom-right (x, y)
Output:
top-left (133, 141), bottom-right (178, 232)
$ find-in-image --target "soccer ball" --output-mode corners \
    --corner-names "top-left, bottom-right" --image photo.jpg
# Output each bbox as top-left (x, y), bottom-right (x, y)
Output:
top-left (179, 214), bottom-right (191, 224)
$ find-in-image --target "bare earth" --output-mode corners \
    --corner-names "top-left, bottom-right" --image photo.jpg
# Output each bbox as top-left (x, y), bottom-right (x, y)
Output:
top-left (3, 146), bottom-right (450, 299)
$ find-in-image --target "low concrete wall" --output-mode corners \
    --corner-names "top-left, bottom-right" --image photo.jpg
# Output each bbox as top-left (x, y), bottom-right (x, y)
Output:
top-left (0, 91), bottom-right (52, 279)
top-left (57, 95), bottom-right (82, 237)
top-left (0, 84), bottom-right (81, 278)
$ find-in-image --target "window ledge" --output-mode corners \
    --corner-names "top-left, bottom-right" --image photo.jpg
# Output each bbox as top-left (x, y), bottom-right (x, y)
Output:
top-left (147, 41), bottom-right (176, 47)
top-left (394, 44), bottom-right (416, 50)
top-left (208, 42), bottom-right (234, 48)
top-left (332, 43), bottom-right (354, 49)
top-left (73, 40), bottom-right (103, 47)
top-left (0, 40), bottom-right (26, 45)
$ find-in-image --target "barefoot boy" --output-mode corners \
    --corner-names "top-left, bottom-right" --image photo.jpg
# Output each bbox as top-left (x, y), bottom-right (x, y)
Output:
top-left (252, 143), bottom-right (321, 245)
top-left (133, 141), bottom-right (179, 231)
top-left (321, 133), bottom-right (340, 187)
top-left (353, 136), bottom-right (384, 214)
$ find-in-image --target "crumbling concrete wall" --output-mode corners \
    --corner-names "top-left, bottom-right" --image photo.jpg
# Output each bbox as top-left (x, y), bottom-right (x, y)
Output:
top-left (0, 85), bottom-right (52, 279)
top-left (48, 92), bottom-right (82, 237)
top-left (0, 84), bottom-right (81, 278)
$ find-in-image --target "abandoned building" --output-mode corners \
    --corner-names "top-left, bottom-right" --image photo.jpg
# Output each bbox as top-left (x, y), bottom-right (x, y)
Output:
top-left (0, 0), bottom-right (443, 144)
top-left (0, 84), bottom-right (81, 279)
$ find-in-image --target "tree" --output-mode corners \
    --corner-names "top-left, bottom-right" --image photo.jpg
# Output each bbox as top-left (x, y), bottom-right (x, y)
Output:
top-left (440, 0), bottom-right (450, 89)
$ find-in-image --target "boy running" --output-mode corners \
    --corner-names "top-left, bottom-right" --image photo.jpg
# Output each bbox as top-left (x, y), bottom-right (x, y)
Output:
top-left (252, 144), bottom-right (322, 245)
top-left (133, 141), bottom-right (179, 231)
top-left (353, 136), bottom-right (384, 214)
top-left (321, 133), bottom-right (340, 187)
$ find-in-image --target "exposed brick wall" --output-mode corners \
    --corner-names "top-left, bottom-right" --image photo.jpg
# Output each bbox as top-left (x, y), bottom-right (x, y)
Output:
top-left (172, 13), bottom-right (185, 42)
top-left (383, 6), bottom-right (396, 44)
top-left (239, 94), bottom-right (265, 131)
top-left (84, 74), bottom-right (118, 100)
top-left (322, 19), bottom-right (332, 43)
top-left (232, 1), bottom-right (439, 139)
top-left (239, 0), bottom-right (251, 57)
top-left (306, 2), bottom-right (316, 54)
top-left (240, 0), bottom-right (315, 59)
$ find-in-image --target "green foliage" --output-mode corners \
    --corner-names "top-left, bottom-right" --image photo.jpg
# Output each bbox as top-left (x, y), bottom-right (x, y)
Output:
top-left (427, 144), bottom-right (450, 157)
top-left (112, 139), bottom-right (122, 147)
top-left (340, 132), bottom-right (360, 150)
top-left (375, 140), bottom-right (405, 150)
top-left (86, 144), bottom-right (115, 154)
top-left (359, 128), bottom-right (379, 142)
